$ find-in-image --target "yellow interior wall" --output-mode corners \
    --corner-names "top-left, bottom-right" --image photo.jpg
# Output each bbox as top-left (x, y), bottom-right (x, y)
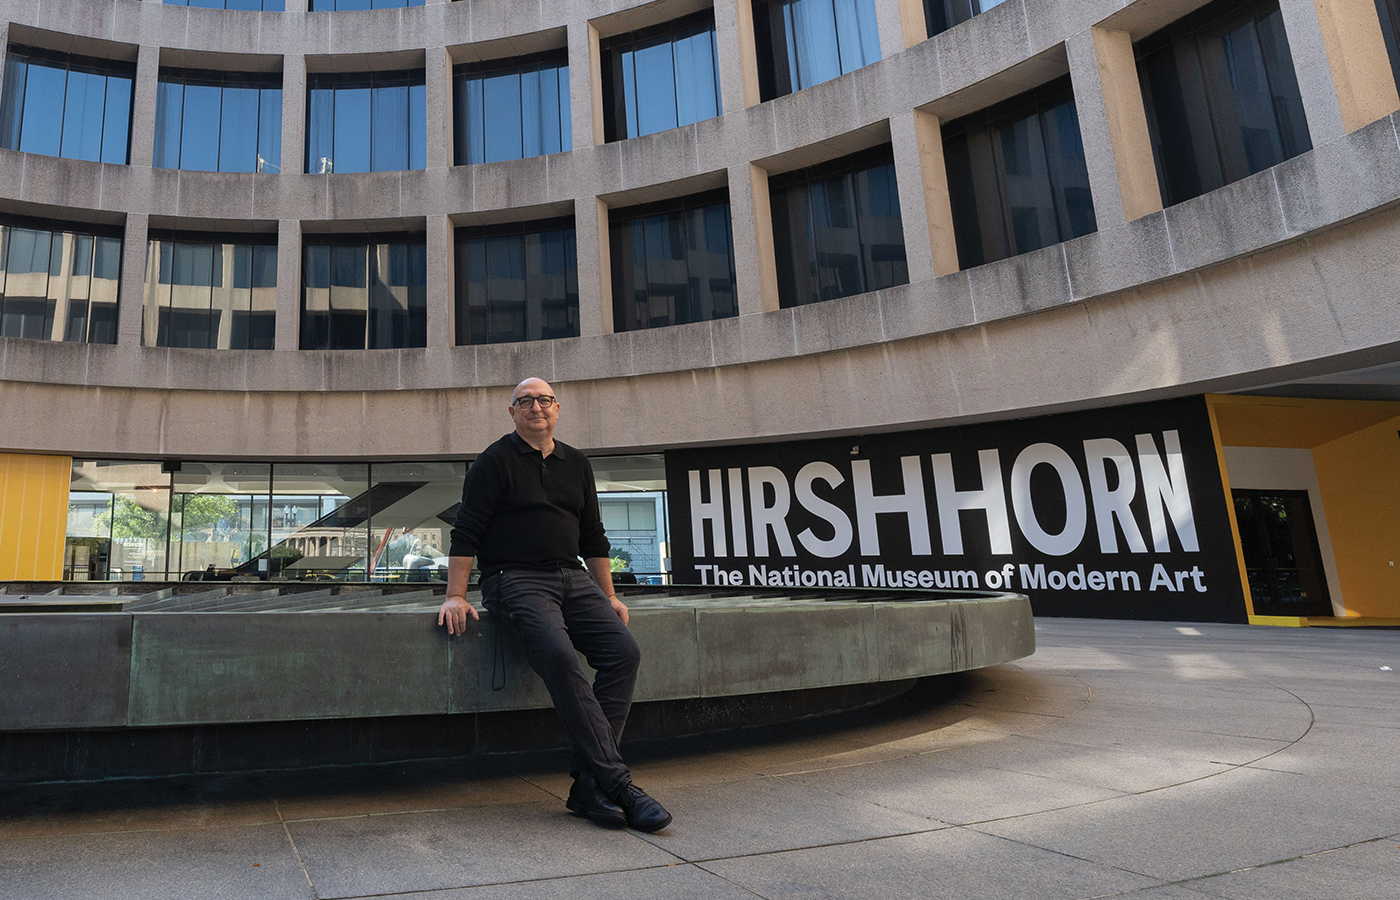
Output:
top-left (0, 453), bottom-right (72, 580)
top-left (1311, 417), bottom-right (1400, 618)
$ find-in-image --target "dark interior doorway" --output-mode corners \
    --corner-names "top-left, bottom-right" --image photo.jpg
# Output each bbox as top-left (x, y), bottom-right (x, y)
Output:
top-left (1232, 489), bottom-right (1333, 617)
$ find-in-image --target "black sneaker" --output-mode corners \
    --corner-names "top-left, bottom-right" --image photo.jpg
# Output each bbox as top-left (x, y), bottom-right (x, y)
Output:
top-left (565, 773), bottom-right (626, 828)
top-left (614, 783), bottom-right (672, 832)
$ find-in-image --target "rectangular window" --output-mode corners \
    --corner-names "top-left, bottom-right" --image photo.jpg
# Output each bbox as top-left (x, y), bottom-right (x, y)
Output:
top-left (0, 216), bottom-right (121, 344)
top-left (941, 76), bottom-right (1097, 269)
top-left (1136, 0), bottom-right (1311, 207)
top-left (309, 1), bottom-right (425, 10)
top-left (453, 51), bottom-right (571, 165)
top-left (300, 235), bottom-right (426, 349)
top-left (600, 10), bottom-right (722, 142)
top-left (609, 189), bottom-right (737, 331)
top-left (163, 1), bottom-right (288, 10)
top-left (305, 70), bottom-right (426, 173)
top-left (768, 144), bottom-right (907, 307)
top-left (922, 0), bottom-right (1008, 38)
top-left (154, 69), bottom-right (282, 173)
top-left (0, 45), bottom-right (134, 164)
top-left (455, 218), bottom-right (579, 345)
top-left (142, 234), bottom-right (277, 349)
top-left (752, 0), bottom-right (880, 100)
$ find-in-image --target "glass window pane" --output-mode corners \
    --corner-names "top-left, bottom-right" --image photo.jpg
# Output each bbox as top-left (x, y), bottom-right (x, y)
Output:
top-left (460, 75), bottom-right (484, 164)
top-left (371, 83), bottom-right (408, 171)
top-left (301, 244), bottom-right (331, 348)
top-left (257, 87), bottom-right (282, 173)
top-left (333, 85), bottom-right (372, 173)
top-left (306, 86), bottom-right (335, 173)
top-left (483, 72), bottom-right (523, 163)
top-left (100, 72), bottom-right (132, 165)
top-left (60, 69), bottom-right (107, 162)
top-left (19, 63), bottom-right (67, 157)
top-left (520, 69), bottom-right (542, 159)
top-left (329, 244), bottom-right (367, 348)
top-left (408, 81), bottom-right (426, 170)
top-left (789, 0), bottom-right (843, 89)
top-left (247, 244), bottom-right (277, 349)
top-left (558, 66), bottom-right (572, 152)
top-left (218, 85), bottom-right (260, 172)
top-left (633, 41), bottom-right (679, 136)
top-left (1, 55), bottom-right (28, 151)
top-left (154, 81), bottom-right (184, 169)
top-left (180, 83), bottom-right (223, 171)
top-left (674, 30), bottom-right (719, 127)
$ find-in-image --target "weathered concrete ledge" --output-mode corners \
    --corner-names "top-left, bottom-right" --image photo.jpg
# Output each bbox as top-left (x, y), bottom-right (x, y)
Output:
top-left (0, 583), bottom-right (1034, 731)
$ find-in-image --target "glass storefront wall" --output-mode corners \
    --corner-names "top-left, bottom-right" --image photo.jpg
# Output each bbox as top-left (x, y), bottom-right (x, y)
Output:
top-left (0, 218), bottom-right (122, 343)
top-left (143, 235), bottom-right (277, 349)
top-left (455, 217), bottom-right (579, 345)
top-left (454, 51), bottom-right (571, 164)
top-left (0, 45), bottom-right (134, 165)
top-left (942, 76), bottom-right (1097, 269)
top-left (769, 144), bottom-right (907, 308)
top-left (1136, 0), bottom-right (1311, 207)
top-left (752, 0), bottom-right (881, 100)
top-left (600, 10), bottom-right (722, 142)
top-left (154, 69), bottom-right (282, 173)
top-left (62, 456), bottom-right (669, 583)
top-left (609, 189), bottom-right (738, 331)
top-left (305, 70), bottom-right (426, 174)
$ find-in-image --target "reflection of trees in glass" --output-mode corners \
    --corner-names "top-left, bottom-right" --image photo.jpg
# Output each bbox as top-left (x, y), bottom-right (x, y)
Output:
top-left (178, 494), bottom-right (242, 537)
top-left (96, 496), bottom-right (167, 539)
top-left (610, 549), bottom-right (634, 572)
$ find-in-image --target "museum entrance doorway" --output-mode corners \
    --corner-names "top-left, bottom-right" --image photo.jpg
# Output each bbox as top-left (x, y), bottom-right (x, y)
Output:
top-left (1231, 489), bottom-right (1333, 617)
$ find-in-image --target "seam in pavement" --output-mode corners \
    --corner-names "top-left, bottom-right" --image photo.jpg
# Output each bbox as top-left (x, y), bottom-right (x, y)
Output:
top-left (276, 798), bottom-right (322, 899)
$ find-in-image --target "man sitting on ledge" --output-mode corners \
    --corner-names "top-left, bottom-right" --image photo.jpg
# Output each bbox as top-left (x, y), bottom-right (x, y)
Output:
top-left (437, 377), bottom-right (672, 832)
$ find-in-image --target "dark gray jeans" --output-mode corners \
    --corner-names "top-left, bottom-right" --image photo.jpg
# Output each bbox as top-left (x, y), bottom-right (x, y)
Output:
top-left (481, 566), bottom-right (641, 796)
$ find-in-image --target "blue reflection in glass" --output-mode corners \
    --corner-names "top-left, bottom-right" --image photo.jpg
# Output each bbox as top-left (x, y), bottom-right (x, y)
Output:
top-left (154, 82), bottom-right (184, 169)
top-left (333, 86), bottom-right (372, 173)
top-left (370, 83), bottom-right (408, 171)
top-left (100, 73), bottom-right (132, 164)
top-left (757, 0), bottom-right (882, 98)
top-left (60, 69), bottom-right (107, 162)
top-left (258, 88), bottom-right (282, 172)
top-left (453, 53), bottom-right (570, 165)
top-left (18, 64), bottom-right (66, 156)
top-left (180, 83), bottom-right (223, 172)
top-left (218, 86), bottom-right (260, 172)
top-left (603, 12), bottom-right (721, 141)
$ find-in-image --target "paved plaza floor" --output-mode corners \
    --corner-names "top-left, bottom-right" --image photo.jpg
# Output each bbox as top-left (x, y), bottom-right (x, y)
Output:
top-left (1, 618), bottom-right (1397, 899)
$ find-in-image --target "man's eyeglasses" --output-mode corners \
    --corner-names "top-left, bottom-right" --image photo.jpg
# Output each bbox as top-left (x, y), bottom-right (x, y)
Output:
top-left (514, 395), bottom-right (556, 410)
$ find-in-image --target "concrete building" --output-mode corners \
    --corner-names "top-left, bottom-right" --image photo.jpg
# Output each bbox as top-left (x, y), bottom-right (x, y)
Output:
top-left (2, 0), bottom-right (1400, 625)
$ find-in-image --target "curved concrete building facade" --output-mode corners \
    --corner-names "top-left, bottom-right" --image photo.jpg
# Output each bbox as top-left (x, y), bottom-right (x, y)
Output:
top-left (3, 0), bottom-right (1400, 625)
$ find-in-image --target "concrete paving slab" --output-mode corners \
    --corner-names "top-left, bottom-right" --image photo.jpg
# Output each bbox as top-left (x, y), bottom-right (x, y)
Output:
top-left (1185, 834), bottom-right (1400, 900)
top-left (0, 822), bottom-right (313, 900)
top-left (633, 771), bottom-right (942, 860)
top-left (382, 863), bottom-right (759, 900)
top-left (705, 826), bottom-right (1162, 899)
top-left (780, 752), bottom-right (1125, 826)
top-left (271, 761), bottom-right (558, 821)
top-left (973, 767), bottom-right (1400, 882)
top-left (286, 801), bottom-right (678, 897)
top-left (1244, 722), bottom-right (1400, 787)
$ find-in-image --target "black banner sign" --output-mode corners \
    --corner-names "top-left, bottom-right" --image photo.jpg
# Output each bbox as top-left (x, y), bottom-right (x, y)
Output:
top-left (665, 396), bottom-right (1246, 623)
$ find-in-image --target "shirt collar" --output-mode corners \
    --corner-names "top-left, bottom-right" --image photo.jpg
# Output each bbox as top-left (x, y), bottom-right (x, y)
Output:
top-left (508, 430), bottom-right (562, 459)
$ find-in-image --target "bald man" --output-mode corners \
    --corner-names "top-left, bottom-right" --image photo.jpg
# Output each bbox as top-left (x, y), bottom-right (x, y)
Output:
top-left (438, 377), bottom-right (671, 832)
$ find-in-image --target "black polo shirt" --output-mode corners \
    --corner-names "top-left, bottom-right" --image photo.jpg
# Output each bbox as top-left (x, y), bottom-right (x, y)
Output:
top-left (448, 431), bottom-right (610, 575)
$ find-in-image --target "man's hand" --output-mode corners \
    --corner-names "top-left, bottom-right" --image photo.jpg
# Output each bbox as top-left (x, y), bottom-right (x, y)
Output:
top-left (609, 594), bottom-right (629, 626)
top-left (438, 595), bottom-right (480, 635)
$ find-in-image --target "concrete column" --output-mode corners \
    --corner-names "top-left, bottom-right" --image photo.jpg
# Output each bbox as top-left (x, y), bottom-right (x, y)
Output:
top-left (424, 45), bottom-right (452, 169)
top-left (1311, 0), bottom-right (1400, 132)
top-left (874, 0), bottom-right (906, 61)
top-left (896, 0), bottom-right (929, 48)
top-left (129, 45), bottom-right (161, 169)
top-left (1086, 27), bottom-right (1162, 222)
top-left (569, 22), bottom-right (604, 148)
top-left (1278, 0), bottom-right (1346, 145)
top-left (426, 214), bottom-right (453, 347)
top-left (274, 219), bottom-right (301, 351)
top-left (117, 213), bottom-right (149, 346)
top-left (715, 0), bottom-right (763, 110)
top-left (890, 110), bottom-right (954, 282)
top-left (1067, 30), bottom-right (1125, 230)
top-left (282, 54), bottom-right (306, 175)
top-left (729, 163), bottom-right (780, 314)
top-left (574, 196), bottom-right (613, 336)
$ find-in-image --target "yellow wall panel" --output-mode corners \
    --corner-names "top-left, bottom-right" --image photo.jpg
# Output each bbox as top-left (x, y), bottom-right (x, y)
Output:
top-left (1311, 417), bottom-right (1400, 618)
top-left (0, 453), bottom-right (71, 580)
